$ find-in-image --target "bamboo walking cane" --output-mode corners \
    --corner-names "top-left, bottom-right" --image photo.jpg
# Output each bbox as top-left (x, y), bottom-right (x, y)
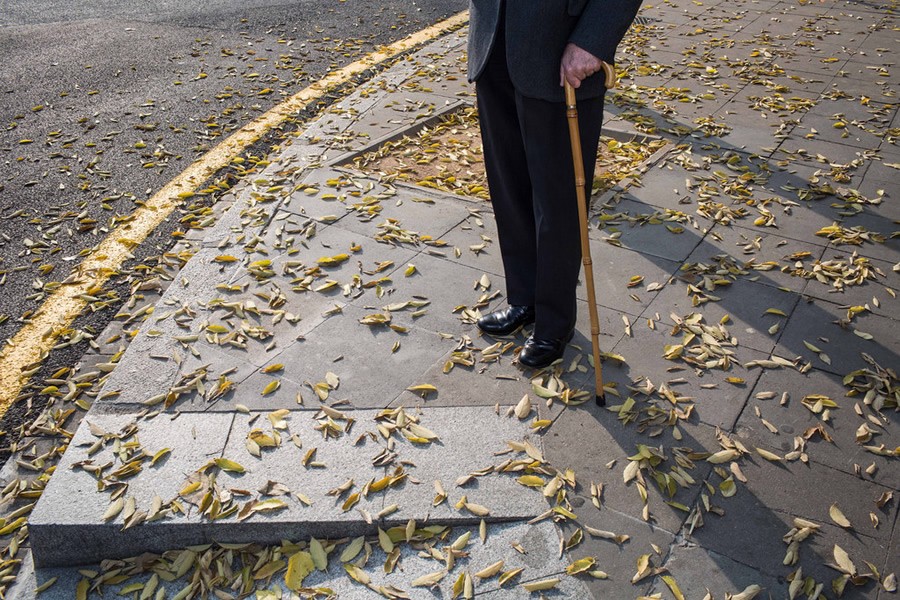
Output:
top-left (564, 67), bottom-right (614, 406)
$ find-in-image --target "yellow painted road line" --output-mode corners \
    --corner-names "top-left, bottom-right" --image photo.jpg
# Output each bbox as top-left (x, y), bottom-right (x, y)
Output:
top-left (0, 10), bottom-right (469, 415)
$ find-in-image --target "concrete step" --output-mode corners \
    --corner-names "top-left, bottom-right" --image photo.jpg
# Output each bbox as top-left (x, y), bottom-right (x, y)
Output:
top-left (15, 520), bottom-right (593, 599)
top-left (29, 406), bottom-right (548, 567)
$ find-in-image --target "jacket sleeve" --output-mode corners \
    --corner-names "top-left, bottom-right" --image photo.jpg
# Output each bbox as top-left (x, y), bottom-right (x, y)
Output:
top-left (567, 0), bottom-right (644, 65)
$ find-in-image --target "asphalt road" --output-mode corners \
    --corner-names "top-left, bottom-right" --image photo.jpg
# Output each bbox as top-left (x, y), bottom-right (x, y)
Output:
top-left (0, 0), bottom-right (467, 331)
top-left (0, 0), bottom-right (467, 433)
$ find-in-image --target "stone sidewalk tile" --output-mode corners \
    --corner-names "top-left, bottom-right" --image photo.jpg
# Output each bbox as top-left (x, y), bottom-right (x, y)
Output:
top-left (387, 298), bottom-right (627, 414)
top-left (331, 89), bottom-right (466, 157)
top-left (223, 406), bottom-right (550, 525)
top-left (734, 367), bottom-right (900, 490)
top-left (251, 304), bottom-right (450, 410)
top-left (372, 406), bottom-right (548, 527)
top-left (91, 333), bottom-right (185, 408)
top-left (792, 113), bottom-right (885, 151)
top-left (615, 157), bottom-right (713, 215)
top-left (594, 196), bottom-right (710, 263)
top-left (775, 135), bottom-right (875, 168)
top-left (796, 251), bottom-right (899, 321)
top-left (275, 32), bottom-right (469, 168)
top-left (853, 177), bottom-right (899, 224)
top-left (29, 411), bottom-right (235, 566)
top-left (336, 184), bottom-right (471, 245)
top-left (576, 240), bottom-right (682, 317)
top-left (686, 457), bottom-right (897, 596)
top-left (30, 405), bottom-right (552, 567)
top-left (832, 210), bottom-right (899, 264)
top-left (544, 401), bottom-right (722, 535)
top-left (347, 248), bottom-right (503, 336)
top-left (590, 190), bottom-right (715, 244)
top-left (429, 203), bottom-right (505, 277)
top-left (698, 223), bottom-right (828, 294)
top-left (773, 296), bottom-right (900, 377)
top-left (713, 101), bottom-right (800, 153)
top-left (13, 521), bottom-right (591, 600)
top-left (652, 543), bottom-right (784, 599)
top-left (603, 322), bottom-right (767, 430)
top-left (865, 155), bottom-right (900, 186)
top-left (555, 507), bottom-right (675, 598)
top-left (643, 272), bottom-right (802, 354)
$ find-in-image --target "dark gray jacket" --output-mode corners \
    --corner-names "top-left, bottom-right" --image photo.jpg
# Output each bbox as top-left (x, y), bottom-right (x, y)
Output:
top-left (468, 0), bottom-right (643, 102)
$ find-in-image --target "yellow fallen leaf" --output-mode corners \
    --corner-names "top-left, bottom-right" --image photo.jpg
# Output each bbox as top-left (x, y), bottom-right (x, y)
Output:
top-left (522, 578), bottom-right (560, 592)
top-left (829, 503), bottom-right (852, 529)
top-left (756, 447), bottom-right (782, 462)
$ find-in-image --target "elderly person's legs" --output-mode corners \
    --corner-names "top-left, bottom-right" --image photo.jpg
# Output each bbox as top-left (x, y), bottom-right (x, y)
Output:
top-left (476, 26), bottom-right (605, 368)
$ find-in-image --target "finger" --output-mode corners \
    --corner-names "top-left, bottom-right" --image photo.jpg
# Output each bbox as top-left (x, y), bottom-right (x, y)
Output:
top-left (560, 63), bottom-right (566, 87)
top-left (566, 71), bottom-right (582, 89)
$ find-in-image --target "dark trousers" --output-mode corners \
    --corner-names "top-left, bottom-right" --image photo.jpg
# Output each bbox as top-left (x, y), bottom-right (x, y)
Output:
top-left (476, 22), bottom-right (605, 340)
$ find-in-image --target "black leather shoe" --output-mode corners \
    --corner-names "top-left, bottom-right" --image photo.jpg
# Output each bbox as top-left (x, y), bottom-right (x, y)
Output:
top-left (477, 305), bottom-right (535, 336)
top-left (518, 330), bottom-right (575, 369)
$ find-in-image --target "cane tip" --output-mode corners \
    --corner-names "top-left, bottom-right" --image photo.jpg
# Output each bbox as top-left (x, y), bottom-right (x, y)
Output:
top-left (595, 393), bottom-right (606, 407)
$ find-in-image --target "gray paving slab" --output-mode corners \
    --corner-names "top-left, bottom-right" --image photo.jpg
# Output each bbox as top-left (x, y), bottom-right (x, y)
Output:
top-left (134, 342), bottom-right (265, 413)
top-left (336, 187), bottom-right (470, 245)
top-left (729, 172), bottom-right (865, 246)
top-left (618, 156), bottom-right (708, 214)
top-left (433, 205), bottom-right (506, 278)
top-left (774, 295), bottom-right (900, 377)
top-left (256, 304), bottom-right (450, 410)
top-left (555, 507), bottom-right (675, 598)
top-left (388, 299), bottom-right (626, 410)
top-left (30, 405), bottom-right (551, 567)
top-left (372, 407), bottom-right (548, 527)
top-left (227, 216), bottom-right (419, 292)
top-left (685, 457), bottom-right (896, 595)
top-left (644, 275), bottom-right (802, 354)
top-left (831, 210), bottom-right (900, 264)
top-left (827, 76), bottom-right (898, 106)
top-left (792, 112), bottom-right (885, 151)
top-left (729, 75), bottom-right (833, 106)
top-left (700, 222), bottom-right (827, 293)
top-left (29, 411), bottom-right (234, 566)
top-left (388, 341), bottom-right (530, 410)
top-left (714, 100), bottom-right (799, 152)
top-left (735, 367), bottom-right (900, 490)
top-left (853, 177), bottom-right (900, 223)
top-left (91, 334), bottom-right (184, 408)
top-left (595, 196), bottom-right (709, 263)
top-left (349, 251), bottom-right (507, 335)
top-left (776, 135), bottom-right (876, 168)
top-left (883, 534), bottom-right (900, 600)
top-left (279, 167), bottom-right (391, 224)
top-left (544, 402), bottom-right (721, 535)
top-left (774, 53), bottom-right (852, 81)
top-left (653, 542), bottom-right (785, 599)
top-left (17, 521), bottom-right (592, 600)
top-left (576, 242), bottom-right (681, 317)
top-left (798, 250), bottom-right (900, 320)
top-left (865, 157), bottom-right (900, 187)
top-left (604, 324), bottom-right (768, 430)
